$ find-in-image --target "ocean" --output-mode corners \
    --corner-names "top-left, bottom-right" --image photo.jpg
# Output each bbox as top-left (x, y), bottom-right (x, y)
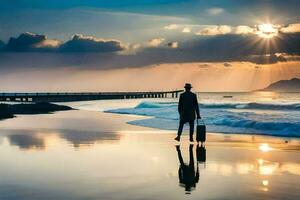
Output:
top-left (65, 91), bottom-right (300, 138)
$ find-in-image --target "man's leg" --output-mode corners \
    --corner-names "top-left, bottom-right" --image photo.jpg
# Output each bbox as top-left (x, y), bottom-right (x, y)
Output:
top-left (175, 120), bottom-right (185, 141)
top-left (189, 120), bottom-right (195, 142)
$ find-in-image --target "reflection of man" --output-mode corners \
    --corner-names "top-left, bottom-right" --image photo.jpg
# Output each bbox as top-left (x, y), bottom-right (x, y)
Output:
top-left (175, 83), bottom-right (201, 142)
top-left (176, 145), bottom-right (199, 194)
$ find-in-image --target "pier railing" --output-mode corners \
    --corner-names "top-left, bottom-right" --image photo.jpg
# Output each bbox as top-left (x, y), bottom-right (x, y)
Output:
top-left (0, 90), bottom-right (183, 102)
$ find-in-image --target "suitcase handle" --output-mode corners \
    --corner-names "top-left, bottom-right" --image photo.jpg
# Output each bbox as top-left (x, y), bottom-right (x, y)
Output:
top-left (197, 119), bottom-right (205, 125)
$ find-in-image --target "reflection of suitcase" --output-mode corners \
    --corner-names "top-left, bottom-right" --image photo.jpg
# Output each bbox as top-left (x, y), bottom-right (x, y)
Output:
top-left (196, 119), bottom-right (206, 142)
top-left (196, 145), bottom-right (206, 162)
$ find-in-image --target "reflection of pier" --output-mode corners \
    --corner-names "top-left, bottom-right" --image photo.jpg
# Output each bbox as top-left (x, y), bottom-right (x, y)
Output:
top-left (0, 90), bottom-right (183, 102)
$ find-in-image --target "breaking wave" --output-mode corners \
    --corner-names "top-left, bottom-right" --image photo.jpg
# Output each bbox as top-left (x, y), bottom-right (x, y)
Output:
top-left (106, 101), bottom-right (300, 137)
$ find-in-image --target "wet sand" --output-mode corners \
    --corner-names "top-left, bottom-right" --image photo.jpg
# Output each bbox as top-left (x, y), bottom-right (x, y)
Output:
top-left (0, 110), bottom-right (299, 200)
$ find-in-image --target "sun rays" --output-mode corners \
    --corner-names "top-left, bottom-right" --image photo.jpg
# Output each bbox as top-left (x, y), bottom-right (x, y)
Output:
top-left (257, 24), bottom-right (279, 39)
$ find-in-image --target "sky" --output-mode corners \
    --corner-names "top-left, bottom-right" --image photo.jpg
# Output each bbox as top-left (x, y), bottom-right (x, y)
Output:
top-left (0, 0), bottom-right (300, 92)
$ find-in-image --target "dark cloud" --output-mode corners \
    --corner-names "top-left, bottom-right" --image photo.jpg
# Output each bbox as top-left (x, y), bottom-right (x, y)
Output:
top-left (115, 32), bottom-right (300, 65)
top-left (1, 32), bottom-right (300, 71)
top-left (158, 32), bottom-right (300, 64)
top-left (185, 33), bottom-right (300, 57)
top-left (2, 32), bottom-right (125, 53)
top-left (5, 32), bottom-right (56, 52)
top-left (58, 34), bottom-right (125, 52)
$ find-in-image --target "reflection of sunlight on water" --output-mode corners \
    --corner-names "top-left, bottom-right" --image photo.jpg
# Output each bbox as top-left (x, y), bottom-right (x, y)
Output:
top-left (258, 159), bottom-right (264, 165)
top-left (209, 163), bottom-right (233, 176)
top-left (260, 180), bottom-right (269, 192)
top-left (259, 143), bottom-right (273, 152)
top-left (254, 91), bottom-right (278, 101)
top-left (236, 163), bottom-right (254, 174)
top-left (259, 165), bottom-right (276, 175)
top-left (281, 163), bottom-right (300, 175)
top-left (262, 180), bottom-right (269, 186)
top-left (219, 164), bottom-right (233, 176)
top-left (257, 159), bottom-right (279, 175)
top-left (209, 159), bottom-right (300, 177)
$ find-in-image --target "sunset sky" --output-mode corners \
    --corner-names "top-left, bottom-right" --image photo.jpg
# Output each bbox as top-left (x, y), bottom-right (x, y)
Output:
top-left (1, 0), bottom-right (300, 92)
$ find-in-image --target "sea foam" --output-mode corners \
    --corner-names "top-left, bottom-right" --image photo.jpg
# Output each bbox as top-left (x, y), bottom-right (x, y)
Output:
top-left (106, 101), bottom-right (300, 137)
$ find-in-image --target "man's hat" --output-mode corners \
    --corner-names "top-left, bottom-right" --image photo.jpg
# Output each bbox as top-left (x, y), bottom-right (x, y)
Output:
top-left (184, 83), bottom-right (192, 88)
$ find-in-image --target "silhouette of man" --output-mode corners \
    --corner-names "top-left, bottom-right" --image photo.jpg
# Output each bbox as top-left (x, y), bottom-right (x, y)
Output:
top-left (176, 144), bottom-right (199, 194)
top-left (175, 83), bottom-right (201, 142)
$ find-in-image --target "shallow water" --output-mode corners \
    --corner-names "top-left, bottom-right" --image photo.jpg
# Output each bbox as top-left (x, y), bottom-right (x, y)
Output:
top-left (0, 110), bottom-right (299, 200)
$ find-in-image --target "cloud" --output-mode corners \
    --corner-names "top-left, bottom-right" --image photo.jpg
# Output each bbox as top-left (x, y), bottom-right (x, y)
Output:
top-left (280, 23), bottom-right (300, 33)
top-left (59, 34), bottom-right (125, 52)
top-left (2, 33), bottom-right (126, 53)
top-left (164, 24), bottom-right (179, 30)
top-left (1, 31), bottom-right (300, 71)
top-left (126, 43), bottom-right (142, 54)
top-left (182, 27), bottom-right (191, 33)
top-left (137, 32), bottom-right (300, 65)
top-left (34, 39), bottom-right (61, 48)
top-left (148, 38), bottom-right (165, 47)
top-left (235, 26), bottom-right (254, 34)
top-left (206, 7), bottom-right (225, 16)
top-left (196, 25), bottom-right (232, 36)
top-left (274, 53), bottom-right (300, 62)
top-left (167, 41), bottom-right (178, 48)
top-left (5, 32), bottom-right (58, 52)
top-left (191, 33), bottom-right (300, 60)
top-left (194, 23), bottom-right (300, 36)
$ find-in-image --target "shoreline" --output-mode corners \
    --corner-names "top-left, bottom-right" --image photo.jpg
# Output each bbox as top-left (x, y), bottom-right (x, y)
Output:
top-left (1, 106), bottom-right (300, 141)
top-left (2, 109), bottom-right (299, 151)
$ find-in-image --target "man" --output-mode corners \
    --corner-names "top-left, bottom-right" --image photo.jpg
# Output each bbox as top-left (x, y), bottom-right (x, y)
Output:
top-left (175, 83), bottom-right (201, 142)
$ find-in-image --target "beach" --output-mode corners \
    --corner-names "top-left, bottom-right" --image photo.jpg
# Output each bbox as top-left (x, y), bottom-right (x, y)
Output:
top-left (2, 0), bottom-right (300, 199)
top-left (0, 107), bottom-right (299, 200)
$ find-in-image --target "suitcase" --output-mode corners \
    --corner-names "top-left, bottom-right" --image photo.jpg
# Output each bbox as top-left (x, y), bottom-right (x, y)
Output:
top-left (196, 119), bottom-right (206, 142)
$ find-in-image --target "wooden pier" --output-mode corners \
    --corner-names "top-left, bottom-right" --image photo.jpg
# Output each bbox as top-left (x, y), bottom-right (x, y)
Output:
top-left (0, 90), bottom-right (183, 102)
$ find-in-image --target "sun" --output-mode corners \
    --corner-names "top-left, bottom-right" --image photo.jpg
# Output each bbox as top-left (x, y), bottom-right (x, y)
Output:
top-left (257, 23), bottom-right (278, 39)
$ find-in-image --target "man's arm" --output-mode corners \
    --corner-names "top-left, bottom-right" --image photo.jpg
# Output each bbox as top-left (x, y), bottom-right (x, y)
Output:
top-left (178, 94), bottom-right (183, 114)
top-left (194, 94), bottom-right (201, 119)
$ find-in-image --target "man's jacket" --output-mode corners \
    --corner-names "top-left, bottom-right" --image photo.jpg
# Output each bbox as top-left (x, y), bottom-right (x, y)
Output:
top-left (178, 91), bottom-right (200, 122)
